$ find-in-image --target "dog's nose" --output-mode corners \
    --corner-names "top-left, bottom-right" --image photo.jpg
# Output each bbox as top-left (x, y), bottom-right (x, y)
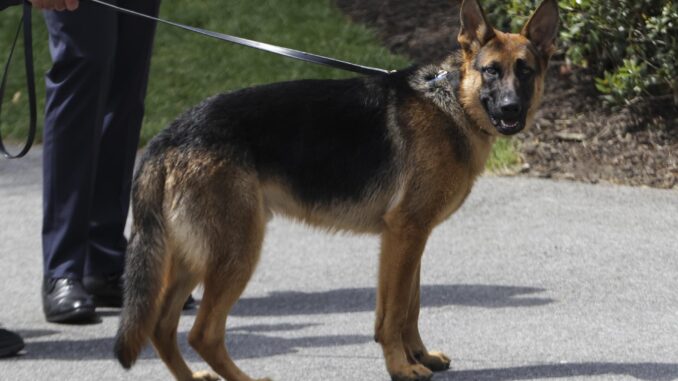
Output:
top-left (499, 96), bottom-right (521, 117)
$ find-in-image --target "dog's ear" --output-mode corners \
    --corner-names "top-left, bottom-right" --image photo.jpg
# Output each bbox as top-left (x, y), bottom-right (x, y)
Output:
top-left (458, 0), bottom-right (495, 53)
top-left (521, 0), bottom-right (559, 60)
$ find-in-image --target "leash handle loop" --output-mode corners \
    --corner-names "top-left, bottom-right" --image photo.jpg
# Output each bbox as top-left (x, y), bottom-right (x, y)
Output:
top-left (0, 0), bottom-right (36, 159)
top-left (87, 0), bottom-right (392, 76)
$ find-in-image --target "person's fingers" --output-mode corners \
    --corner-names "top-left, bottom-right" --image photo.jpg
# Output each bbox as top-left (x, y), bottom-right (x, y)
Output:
top-left (29, 0), bottom-right (45, 9)
top-left (30, 0), bottom-right (79, 11)
top-left (65, 0), bottom-right (79, 11)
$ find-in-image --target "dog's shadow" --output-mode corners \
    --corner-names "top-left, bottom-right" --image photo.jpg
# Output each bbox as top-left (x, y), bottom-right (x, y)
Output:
top-left (18, 284), bottom-right (551, 362)
top-left (227, 284), bottom-right (554, 317)
top-left (15, 287), bottom-right (678, 380)
top-left (436, 363), bottom-right (678, 381)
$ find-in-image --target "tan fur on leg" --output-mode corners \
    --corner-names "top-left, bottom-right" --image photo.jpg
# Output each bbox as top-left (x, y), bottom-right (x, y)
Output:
top-left (402, 265), bottom-right (451, 372)
top-left (150, 254), bottom-right (204, 381)
top-left (185, 171), bottom-right (270, 381)
top-left (189, 268), bottom-right (270, 381)
top-left (375, 214), bottom-right (433, 381)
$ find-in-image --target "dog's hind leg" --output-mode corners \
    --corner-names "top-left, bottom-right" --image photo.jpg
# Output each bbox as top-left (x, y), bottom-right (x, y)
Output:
top-left (402, 264), bottom-right (451, 372)
top-left (187, 174), bottom-right (270, 381)
top-left (150, 251), bottom-right (213, 381)
top-left (190, 266), bottom-right (270, 381)
top-left (375, 214), bottom-right (434, 381)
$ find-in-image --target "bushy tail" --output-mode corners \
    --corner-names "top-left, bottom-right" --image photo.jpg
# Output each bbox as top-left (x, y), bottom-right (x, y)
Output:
top-left (114, 156), bottom-right (168, 369)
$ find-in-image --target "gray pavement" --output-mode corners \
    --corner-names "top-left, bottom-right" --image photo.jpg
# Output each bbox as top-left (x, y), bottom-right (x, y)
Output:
top-left (0, 147), bottom-right (677, 381)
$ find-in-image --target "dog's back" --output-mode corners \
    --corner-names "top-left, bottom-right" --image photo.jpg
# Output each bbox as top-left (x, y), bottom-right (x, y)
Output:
top-left (143, 74), bottom-right (419, 231)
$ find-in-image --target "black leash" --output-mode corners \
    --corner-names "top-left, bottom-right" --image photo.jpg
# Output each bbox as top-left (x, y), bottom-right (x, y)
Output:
top-left (88, 0), bottom-right (393, 76)
top-left (0, 0), bottom-right (36, 159)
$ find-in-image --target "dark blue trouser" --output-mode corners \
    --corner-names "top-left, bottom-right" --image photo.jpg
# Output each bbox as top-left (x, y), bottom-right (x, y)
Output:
top-left (42, 0), bottom-right (161, 280)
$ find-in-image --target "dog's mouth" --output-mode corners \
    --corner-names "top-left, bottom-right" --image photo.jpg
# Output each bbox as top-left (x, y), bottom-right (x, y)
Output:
top-left (489, 114), bottom-right (525, 136)
top-left (481, 98), bottom-right (526, 136)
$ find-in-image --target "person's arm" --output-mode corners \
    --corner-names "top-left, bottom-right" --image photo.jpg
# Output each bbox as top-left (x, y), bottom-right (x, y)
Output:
top-left (29, 0), bottom-right (79, 11)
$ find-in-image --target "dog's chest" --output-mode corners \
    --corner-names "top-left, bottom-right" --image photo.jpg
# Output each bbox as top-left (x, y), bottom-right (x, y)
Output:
top-left (435, 178), bottom-right (475, 225)
top-left (423, 130), bottom-right (493, 226)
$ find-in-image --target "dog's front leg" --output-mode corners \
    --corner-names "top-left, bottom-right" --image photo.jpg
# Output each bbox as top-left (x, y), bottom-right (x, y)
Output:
top-left (402, 264), bottom-right (451, 372)
top-left (375, 218), bottom-right (433, 381)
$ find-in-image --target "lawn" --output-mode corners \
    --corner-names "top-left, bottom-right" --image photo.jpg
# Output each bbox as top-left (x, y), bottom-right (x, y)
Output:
top-left (0, 0), bottom-right (517, 169)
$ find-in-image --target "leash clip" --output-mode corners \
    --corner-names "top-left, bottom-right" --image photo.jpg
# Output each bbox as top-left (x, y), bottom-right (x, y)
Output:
top-left (427, 70), bottom-right (449, 85)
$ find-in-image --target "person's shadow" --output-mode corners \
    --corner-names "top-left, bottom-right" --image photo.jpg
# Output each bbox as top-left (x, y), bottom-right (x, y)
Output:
top-left (19, 323), bottom-right (371, 361)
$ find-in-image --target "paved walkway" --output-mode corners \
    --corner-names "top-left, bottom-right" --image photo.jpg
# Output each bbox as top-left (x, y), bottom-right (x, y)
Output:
top-left (1, 148), bottom-right (677, 381)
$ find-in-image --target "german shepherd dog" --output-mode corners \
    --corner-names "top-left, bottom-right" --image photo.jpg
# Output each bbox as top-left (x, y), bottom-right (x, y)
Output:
top-left (114, 0), bottom-right (559, 380)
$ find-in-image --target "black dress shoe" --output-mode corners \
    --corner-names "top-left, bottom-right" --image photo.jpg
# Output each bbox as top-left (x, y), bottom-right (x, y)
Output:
top-left (0, 328), bottom-right (24, 358)
top-left (83, 274), bottom-right (123, 308)
top-left (183, 295), bottom-right (197, 310)
top-left (42, 278), bottom-right (97, 324)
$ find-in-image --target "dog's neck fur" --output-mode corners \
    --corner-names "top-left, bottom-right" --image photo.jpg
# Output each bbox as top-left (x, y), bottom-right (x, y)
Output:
top-left (407, 54), bottom-right (496, 175)
top-left (408, 54), bottom-right (494, 138)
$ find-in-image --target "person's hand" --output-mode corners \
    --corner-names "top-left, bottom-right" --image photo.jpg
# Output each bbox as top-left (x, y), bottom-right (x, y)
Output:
top-left (29, 0), bottom-right (79, 11)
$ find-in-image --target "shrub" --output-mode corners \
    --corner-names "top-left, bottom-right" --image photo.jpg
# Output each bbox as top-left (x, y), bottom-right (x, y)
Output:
top-left (482, 0), bottom-right (678, 108)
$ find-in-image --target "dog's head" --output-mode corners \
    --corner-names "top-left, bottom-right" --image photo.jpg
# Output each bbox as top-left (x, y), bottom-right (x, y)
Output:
top-left (457, 0), bottom-right (559, 136)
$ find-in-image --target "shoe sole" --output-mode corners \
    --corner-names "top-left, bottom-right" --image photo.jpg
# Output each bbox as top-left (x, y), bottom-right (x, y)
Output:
top-left (45, 306), bottom-right (97, 324)
top-left (0, 342), bottom-right (24, 358)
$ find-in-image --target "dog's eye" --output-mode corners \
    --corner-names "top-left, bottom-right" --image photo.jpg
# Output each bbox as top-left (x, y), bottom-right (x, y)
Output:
top-left (518, 66), bottom-right (534, 77)
top-left (482, 66), bottom-right (499, 77)
top-left (516, 60), bottom-right (535, 78)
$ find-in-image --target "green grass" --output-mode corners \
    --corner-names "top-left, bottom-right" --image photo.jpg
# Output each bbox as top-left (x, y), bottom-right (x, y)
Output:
top-left (143, 0), bottom-right (413, 143)
top-left (486, 137), bottom-right (521, 173)
top-left (0, 0), bottom-right (517, 169)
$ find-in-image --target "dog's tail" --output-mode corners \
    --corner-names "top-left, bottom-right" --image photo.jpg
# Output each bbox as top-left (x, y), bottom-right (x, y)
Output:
top-left (114, 154), bottom-right (168, 369)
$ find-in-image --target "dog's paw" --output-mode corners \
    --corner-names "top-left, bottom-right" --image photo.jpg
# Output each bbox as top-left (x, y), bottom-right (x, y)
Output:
top-left (390, 363), bottom-right (433, 381)
top-left (191, 370), bottom-right (220, 381)
top-left (417, 351), bottom-right (451, 372)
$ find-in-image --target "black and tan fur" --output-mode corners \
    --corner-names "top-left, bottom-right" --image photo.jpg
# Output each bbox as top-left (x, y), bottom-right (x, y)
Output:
top-left (114, 1), bottom-right (559, 380)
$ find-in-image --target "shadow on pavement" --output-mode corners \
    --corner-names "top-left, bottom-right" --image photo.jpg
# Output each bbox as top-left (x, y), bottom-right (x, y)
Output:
top-left (14, 323), bottom-right (371, 361)
top-left (66, 284), bottom-right (553, 318)
top-left (438, 362), bottom-right (678, 381)
top-left (228, 284), bottom-right (554, 317)
top-left (14, 329), bottom-right (60, 340)
top-left (10, 285), bottom-right (553, 362)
